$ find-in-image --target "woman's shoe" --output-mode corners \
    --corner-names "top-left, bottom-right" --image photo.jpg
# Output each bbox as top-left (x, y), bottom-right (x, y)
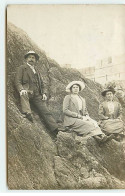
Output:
top-left (114, 135), bottom-right (123, 142)
top-left (93, 135), bottom-right (103, 143)
top-left (100, 135), bottom-right (108, 143)
top-left (105, 134), bottom-right (114, 142)
top-left (94, 134), bottom-right (114, 143)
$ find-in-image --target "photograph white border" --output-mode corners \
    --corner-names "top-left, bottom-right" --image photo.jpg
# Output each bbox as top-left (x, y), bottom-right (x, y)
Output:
top-left (0, 0), bottom-right (125, 194)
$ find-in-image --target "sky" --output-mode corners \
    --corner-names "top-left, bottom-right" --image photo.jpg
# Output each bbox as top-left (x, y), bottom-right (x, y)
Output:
top-left (7, 4), bottom-right (125, 68)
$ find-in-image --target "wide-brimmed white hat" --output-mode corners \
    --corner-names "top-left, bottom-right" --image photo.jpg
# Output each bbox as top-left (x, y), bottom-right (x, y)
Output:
top-left (24, 51), bottom-right (39, 61)
top-left (66, 81), bottom-right (85, 92)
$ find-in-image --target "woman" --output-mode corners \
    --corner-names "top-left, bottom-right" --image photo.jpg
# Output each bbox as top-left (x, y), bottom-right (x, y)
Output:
top-left (63, 81), bottom-right (113, 143)
top-left (99, 87), bottom-right (124, 141)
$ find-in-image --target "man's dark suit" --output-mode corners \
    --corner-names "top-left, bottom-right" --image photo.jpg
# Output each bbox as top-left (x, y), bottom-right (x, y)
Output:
top-left (15, 63), bottom-right (58, 132)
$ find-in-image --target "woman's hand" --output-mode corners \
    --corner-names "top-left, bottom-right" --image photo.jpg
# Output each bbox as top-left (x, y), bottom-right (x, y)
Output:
top-left (104, 116), bottom-right (109, 120)
top-left (82, 116), bottom-right (90, 121)
top-left (85, 115), bottom-right (90, 120)
top-left (116, 117), bottom-right (121, 120)
top-left (77, 114), bottom-right (83, 119)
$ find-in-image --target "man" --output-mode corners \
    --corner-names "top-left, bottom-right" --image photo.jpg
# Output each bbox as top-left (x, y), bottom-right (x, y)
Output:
top-left (15, 50), bottom-right (64, 135)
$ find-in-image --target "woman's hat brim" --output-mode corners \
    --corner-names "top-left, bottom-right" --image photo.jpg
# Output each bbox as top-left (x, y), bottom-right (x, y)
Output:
top-left (66, 81), bottom-right (85, 92)
top-left (101, 88), bottom-right (115, 96)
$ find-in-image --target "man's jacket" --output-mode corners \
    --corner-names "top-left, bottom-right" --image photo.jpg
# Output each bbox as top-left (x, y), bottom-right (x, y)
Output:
top-left (15, 63), bottom-right (47, 95)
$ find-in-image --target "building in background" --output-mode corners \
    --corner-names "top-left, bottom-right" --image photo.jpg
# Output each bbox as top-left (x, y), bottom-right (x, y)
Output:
top-left (79, 54), bottom-right (125, 85)
top-left (79, 66), bottom-right (95, 80)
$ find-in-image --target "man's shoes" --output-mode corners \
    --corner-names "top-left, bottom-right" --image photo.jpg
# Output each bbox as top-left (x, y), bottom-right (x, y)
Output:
top-left (53, 127), bottom-right (67, 136)
top-left (53, 128), bottom-right (59, 136)
top-left (26, 113), bottom-right (33, 123)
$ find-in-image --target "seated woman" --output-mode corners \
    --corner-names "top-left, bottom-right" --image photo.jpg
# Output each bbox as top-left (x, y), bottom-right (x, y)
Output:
top-left (63, 81), bottom-right (113, 143)
top-left (99, 87), bottom-right (124, 141)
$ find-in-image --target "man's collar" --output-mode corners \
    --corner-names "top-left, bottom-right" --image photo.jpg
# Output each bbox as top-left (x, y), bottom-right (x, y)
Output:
top-left (27, 62), bottom-right (36, 74)
top-left (27, 62), bottom-right (35, 67)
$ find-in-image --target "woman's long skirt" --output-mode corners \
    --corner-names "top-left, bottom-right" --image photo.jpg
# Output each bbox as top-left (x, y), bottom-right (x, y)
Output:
top-left (71, 118), bottom-right (103, 137)
top-left (100, 119), bottom-right (124, 134)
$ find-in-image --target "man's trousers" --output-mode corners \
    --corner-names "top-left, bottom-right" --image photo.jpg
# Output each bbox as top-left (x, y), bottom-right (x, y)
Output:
top-left (20, 93), bottom-right (58, 132)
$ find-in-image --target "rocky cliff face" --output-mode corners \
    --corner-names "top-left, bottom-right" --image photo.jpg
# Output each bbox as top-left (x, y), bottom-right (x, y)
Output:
top-left (7, 23), bottom-right (125, 190)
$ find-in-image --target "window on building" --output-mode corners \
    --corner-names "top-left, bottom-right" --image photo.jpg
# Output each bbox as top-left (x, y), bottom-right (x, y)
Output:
top-left (108, 57), bottom-right (112, 64)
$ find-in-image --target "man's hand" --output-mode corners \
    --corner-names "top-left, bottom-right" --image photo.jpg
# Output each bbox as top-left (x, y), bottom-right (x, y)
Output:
top-left (42, 94), bottom-right (47, 100)
top-left (20, 89), bottom-right (27, 96)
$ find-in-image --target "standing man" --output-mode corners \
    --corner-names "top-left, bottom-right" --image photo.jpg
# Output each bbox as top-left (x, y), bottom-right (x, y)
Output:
top-left (15, 50), bottom-right (63, 135)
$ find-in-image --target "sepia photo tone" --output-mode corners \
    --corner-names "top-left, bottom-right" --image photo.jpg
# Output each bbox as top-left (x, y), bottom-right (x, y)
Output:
top-left (7, 4), bottom-right (125, 190)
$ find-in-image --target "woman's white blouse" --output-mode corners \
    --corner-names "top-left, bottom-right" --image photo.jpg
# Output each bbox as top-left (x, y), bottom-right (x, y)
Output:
top-left (107, 101), bottom-right (114, 114)
top-left (72, 94), bottom-right (83, 110)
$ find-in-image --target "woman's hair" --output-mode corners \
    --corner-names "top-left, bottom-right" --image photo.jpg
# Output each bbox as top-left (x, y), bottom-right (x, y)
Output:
top-left (70, 84), bottom-right (81, 92)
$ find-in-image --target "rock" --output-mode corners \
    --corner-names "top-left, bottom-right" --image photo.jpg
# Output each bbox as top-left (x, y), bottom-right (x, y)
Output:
top-left (7, 22), bottom-right (125, 189)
